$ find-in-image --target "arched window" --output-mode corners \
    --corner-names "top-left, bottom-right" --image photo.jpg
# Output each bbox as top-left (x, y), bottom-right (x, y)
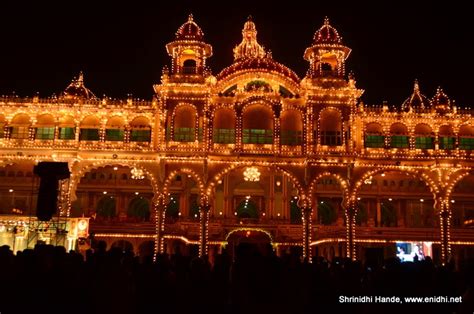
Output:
top-left (166, 194), bottom-right (180, 219)
top-left (58, 116), bottom-right (75, 140)
top-left (182, 59), bottom-right (197, 74)
top-left (459, 125), bottom-right (474, 150)
top-left (130, 116), bottom-right (151, 142)
top-left (127, 197), bottom-right (150, 221)
top-left (236, 199), bottom-right (259, 218)
top-left (213, 108), bottom-right (235, 144)
top-left (389, 123), bottom-right (409, 148)
top-left (96, 196), bottom-right (116, 218)
top-left (280, 109), bottom-right (303, 146)
top-left (189, 195), bottom-right (200, 218)
top-left (80, 116), bottom-right (100, 141)
top-left (381, 202), bottom-right (397, 227)
top-left (35, 114), bottom-right (55, 140)
top-left (105, 116), bottom-right (125, 141)
top-left (439, 125), bottom-right (455, 149)
top-left (364, 122), bottom-right (384, 148)
top-left (10, 113), bottom-right (31, 139)
top-left (290, 200), bottom-right (302, 224)
top-left (317, 199), bottom-right (337, 225)
top-left (414, 124), bottom-right (434, 149)
top-left (242, 104), bottom-right (273, 144)
top-left (173, 105), bottom-right (196, 142)
top-left (319, 109), bottom-right (342, 146)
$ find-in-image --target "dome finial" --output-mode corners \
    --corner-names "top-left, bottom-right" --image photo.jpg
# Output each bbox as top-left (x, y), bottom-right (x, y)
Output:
top-left (233, 17), bottom-right (266, 61)
top-left (247, 15), bottom-right (253, 21)
top-left (414, 79), bottom-right (420, 92)
top-left (188, 13), bottom-right (193, 21)
top-left (324, 16), bottom-right (330, 25)
top-left (78, 71), bottom-right (84, 83)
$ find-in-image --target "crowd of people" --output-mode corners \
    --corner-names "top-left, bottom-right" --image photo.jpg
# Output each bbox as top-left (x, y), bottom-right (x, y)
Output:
top-left (0, 242), bottom-right (472, 314)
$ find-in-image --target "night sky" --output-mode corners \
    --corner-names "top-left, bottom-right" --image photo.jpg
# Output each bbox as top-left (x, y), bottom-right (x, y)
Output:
top-left (0, 1), bottom-right (472, 107)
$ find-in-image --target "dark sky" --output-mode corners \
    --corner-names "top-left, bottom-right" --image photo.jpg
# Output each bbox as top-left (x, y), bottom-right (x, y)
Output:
top-left (0, 1), bottom-right (472, 107)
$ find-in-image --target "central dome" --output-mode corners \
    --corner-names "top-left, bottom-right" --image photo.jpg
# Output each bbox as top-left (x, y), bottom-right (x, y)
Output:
top-left (218, 17), bottom-right (300, 83)
top-left (217, 57), bottom-right (300, 83)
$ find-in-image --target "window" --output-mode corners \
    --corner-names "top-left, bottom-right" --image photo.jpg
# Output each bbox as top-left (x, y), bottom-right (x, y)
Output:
top-left (460, 137), bottom-right (474, 150)
top-left (364, 135), bottom-right (384, 148)
top-left (213, 128), bottom-right (235, 144)
top-left (174, 127), bottom-right (195, 142)
top-left (182, 59), bottom-right (197, 74)
top-left (0, 125), bottom-right (4, 138)
top-left (281, 130), bottom-right (302, 146)
top-left (35, 127), bottom-right (55, 140)
top-left (130, 129), bottom-right (151, 142)
top-left (243, 129), bottom-right (273, 144)
top-left (79, 129), bottom-right (100, 141)
top-left (321, 131), bottom-right (341, 146)
top-left (415, 137), bottom-right (434, 149)
top-left (59, 127), bottom-right (75, 140)
top-left (10, 126), bottom-right (29, 139)
top-left (390, 135), bottom-right (409, 148)
top-left (439, 137), bottom-right (455, 149)
top-left (105, 129), bottom-right (124, 141)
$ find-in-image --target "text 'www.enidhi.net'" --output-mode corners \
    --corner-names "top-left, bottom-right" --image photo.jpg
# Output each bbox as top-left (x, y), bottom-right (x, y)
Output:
top-left (339, 296), bottom-right (463, 304)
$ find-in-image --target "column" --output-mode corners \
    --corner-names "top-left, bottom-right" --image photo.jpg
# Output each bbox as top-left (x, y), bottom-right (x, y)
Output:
top-left (154, 199), bottom-right (165, 259)
top-left (376, 198), bottom-right (381, 227)
top-left (302, 206), bottom-right (312, 263)
top-left (199, 203), bottom-right (210, 258)
top-left (439, 200), bottom-right (451, 265)
top-left (345, 201), bottom-right (356, 260)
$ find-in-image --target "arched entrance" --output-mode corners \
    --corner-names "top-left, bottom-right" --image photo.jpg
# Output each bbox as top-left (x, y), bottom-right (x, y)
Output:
top-left (226, 229), bottom-right (273, 259)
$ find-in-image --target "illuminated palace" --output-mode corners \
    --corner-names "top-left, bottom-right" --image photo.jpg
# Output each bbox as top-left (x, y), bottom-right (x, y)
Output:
top-left (1, 15), bottom-right (474, 264)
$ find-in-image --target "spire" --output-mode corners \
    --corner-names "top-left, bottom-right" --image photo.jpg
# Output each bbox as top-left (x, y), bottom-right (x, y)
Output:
top-left (61, 71), bottom-right (97, 100)
top-left (78, 71), bottom-right (84, 84)
top-left (233, 17), bottom-right (266, 61)
top-left (324, 16), bottom-right (330, 25)
top-left (401, 80), bottom-right (430, 111)
top-left (413, 79), bottom-right (420, 93)
top-left (188, 13), bottom-right (193, 22)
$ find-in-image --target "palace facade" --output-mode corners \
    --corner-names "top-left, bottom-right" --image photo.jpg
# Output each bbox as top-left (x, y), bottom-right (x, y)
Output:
top-left (1, 15), bottom-right (473, 265)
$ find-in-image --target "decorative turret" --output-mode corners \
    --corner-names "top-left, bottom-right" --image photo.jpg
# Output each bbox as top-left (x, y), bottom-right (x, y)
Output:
top-left (61, 72), bottom-right (97, 100)
top-left (431, 87), bottom-right (452, 114)
top-left (165, 14), bottom-right (213, 78)
top-left (304, 17), bottom-right (351, 79)
top-left (401, 80), bottom-right (430, 112)
top-left (233, 16), bottom-right (266, 61)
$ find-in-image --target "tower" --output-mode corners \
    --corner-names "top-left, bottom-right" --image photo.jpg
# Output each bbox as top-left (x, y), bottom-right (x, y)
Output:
top-left (303, 17), bottom-right (351, 79)
top-left (165, 14), bottom-right (212, 79)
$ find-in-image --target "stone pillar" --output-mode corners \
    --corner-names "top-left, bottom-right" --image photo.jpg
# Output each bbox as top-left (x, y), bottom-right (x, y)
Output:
top-left (199, 204), bottom-right (211, 258)
top-left (302, 206), bottom-right (312, 262)
top-left (345, 201), bottom-right (356, 260)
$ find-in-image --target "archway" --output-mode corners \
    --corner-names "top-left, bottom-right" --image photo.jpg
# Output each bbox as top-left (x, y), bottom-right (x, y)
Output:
top-left (208, 165), bottom-right (304, 223)
top-left (226, 229), bottom-right (273, 259)
top-left (111, 240), bottom-right (134, 253)
top-left (72, 164), bottom-right (155, 222)
top-left (163, 169), bottom-right (204, 223)
top-left (353, 169), bottom-right (438, 262)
